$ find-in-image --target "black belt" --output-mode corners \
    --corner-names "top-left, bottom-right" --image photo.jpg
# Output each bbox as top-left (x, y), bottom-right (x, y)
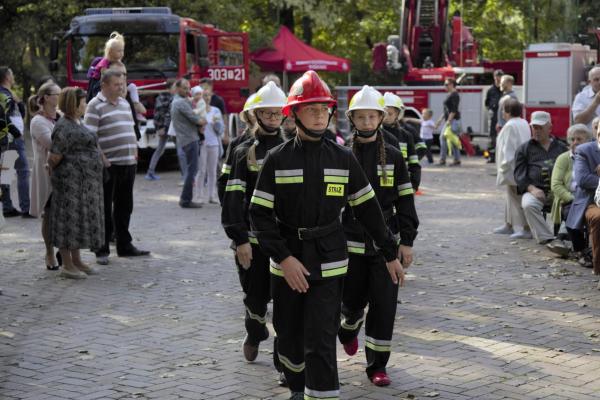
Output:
top-left (277, 218), bottom-right (341, 241)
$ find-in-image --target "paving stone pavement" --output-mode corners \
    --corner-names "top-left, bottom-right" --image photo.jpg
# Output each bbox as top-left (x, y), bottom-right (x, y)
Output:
top-left (2, 159), bottom-right (600, 400)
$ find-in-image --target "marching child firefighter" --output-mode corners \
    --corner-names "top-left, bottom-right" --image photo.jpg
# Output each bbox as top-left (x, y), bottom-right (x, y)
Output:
top-left (382, 92), bottom-right (422, 191)
top-left (339, 86), bottom-right (419, 386)
top-left (217, 93), bottom-right (258, 202)
top-left (220, 82), bottom-right (287, 367)
top-left (249, 70), bottom-right (405, 400)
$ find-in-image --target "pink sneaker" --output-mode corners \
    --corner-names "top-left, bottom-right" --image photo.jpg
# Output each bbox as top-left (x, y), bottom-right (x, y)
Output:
top-left (343, 337), bottom-right (358, 356)
top-left (371, 371), bottom-right (391, 386)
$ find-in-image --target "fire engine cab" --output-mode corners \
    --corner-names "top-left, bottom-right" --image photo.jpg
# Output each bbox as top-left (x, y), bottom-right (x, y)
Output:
top-left (49, 7), bottom-right (250, 151)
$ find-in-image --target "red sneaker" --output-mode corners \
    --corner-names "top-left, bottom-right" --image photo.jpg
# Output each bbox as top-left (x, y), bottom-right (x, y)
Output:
top-left (371, 371), bottom-right (391, 386)
top-left (343, 337), bottom-right (358, 356)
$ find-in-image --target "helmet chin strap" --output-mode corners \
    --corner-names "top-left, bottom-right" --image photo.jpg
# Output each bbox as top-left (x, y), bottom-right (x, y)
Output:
top-left (349, 116), bottom-right (382, 139)
top-left (256, 117), bottom-right (280, 134)
top-left (293, 105), bottom-right (336, 139)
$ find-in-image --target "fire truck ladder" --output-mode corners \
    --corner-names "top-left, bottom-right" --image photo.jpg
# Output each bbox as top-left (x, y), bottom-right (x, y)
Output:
top-left (416, 0), bottom-right (437, 67)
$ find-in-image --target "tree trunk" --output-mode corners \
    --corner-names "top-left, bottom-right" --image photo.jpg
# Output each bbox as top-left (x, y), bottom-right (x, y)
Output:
top-left (302, 16), bottom-right (312, 45)
top-left (279, 6), bottom-right (294, 32)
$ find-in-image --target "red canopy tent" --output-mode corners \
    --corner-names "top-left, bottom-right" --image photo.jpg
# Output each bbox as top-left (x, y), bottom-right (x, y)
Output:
top-left (251, 26), bottom-right (351, 88)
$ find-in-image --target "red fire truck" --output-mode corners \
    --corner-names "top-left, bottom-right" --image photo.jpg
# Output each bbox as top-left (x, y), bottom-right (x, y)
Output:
top-left (338, 0), bottom-right (525, 140)
top-left (523, 43), bottom-right (596, 138)
top-left (49, 7), bottom-right (250, 151)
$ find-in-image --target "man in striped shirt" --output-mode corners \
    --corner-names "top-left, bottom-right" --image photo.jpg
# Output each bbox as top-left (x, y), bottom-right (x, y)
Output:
top-left (84, 69), bottom-right (150, 265)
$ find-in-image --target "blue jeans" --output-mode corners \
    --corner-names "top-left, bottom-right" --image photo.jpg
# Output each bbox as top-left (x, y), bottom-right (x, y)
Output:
top-left (179, 140), bottom-right (199, 205)
top-left (147, 134), bottom-right (168, 175)
top-left (1, 137), bottom-right (30, 212)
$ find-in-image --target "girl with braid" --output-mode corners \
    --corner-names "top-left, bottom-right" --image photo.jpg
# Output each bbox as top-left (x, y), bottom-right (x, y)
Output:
top-left (221, 81), bottom-right (287, 383)
top-left (339, 86), bottom-right (419, 387)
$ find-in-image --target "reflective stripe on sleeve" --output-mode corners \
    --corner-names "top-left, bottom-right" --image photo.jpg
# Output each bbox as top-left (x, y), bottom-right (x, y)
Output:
top-left (221, 164), bottom-right (231, 174)
top-left (269, 260), bottom-right (284, 276)
top-left (347, 240), bottom-right (365, 254)
top-left (398, 182), bottom-right (414, 196)
top-left (408, 155), bottom-right (419, 164)
top-left (250, 189), bottom-right (274, 208)
top-left (225, 178), bottom-right (246, 192)
top-left (348, 184), bottom-right (375, 207)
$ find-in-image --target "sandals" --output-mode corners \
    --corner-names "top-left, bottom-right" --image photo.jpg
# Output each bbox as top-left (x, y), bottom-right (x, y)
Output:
top-left (46, 252), bottom-right (62, 271)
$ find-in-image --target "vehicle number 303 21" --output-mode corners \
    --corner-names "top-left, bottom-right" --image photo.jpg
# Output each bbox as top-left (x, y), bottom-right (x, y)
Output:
top-left (207, 68), bottom-right (245, 81)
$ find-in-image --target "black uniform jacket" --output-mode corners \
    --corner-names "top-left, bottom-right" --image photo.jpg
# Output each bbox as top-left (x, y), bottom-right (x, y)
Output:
top-left (382, 123), bottom-right (421, 190)
top-left (249, 136), bottom-right (398, 280)
top-left (218, 129), bottom-right (253, 203)
top-left (221, 132), bottom-right (284, 247)
top-left (343, 137), bottom-right (419, 257)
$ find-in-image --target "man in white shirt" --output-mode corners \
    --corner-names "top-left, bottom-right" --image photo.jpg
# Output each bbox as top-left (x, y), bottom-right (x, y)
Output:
top-left (572, 67), bottom-right (600, 130)
top-left (494, 98), bottom-right (531, 238)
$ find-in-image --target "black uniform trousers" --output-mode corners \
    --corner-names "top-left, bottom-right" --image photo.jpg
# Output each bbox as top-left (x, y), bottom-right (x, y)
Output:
top-left (235, 244), bottom-right (282, 371)
top-left (271, 274), bottom-right (343, 395)
top-left (235, 243), bottom-right (271, 344)
top-left (96, 164), bottom-right (136, 256)
top-left (338, 254), bottom-right (399, 377)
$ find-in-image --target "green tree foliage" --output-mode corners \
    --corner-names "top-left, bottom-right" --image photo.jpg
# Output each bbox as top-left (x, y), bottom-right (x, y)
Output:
top-left (1, 0), bottom-right (600, 95)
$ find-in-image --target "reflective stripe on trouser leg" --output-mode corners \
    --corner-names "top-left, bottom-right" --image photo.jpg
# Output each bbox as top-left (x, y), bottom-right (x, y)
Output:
top-left (237, 244), bottom-right (271, 344)
top-left (338, 254), bottom-right (369, 345)
top-left (271, 274), bottom-right (305, 392)
top-left (304, 278), bottom-right (344, 398)
top-left (364, 254), bottom-right (399, 377)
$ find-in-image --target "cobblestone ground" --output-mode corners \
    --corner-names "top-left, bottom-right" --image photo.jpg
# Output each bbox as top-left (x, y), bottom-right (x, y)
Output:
top-left (2, 159), bottom-right (600, 400)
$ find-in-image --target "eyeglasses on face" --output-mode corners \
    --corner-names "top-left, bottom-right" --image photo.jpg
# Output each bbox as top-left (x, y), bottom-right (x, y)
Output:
top-left (257, 110), bottom-right (284, 119)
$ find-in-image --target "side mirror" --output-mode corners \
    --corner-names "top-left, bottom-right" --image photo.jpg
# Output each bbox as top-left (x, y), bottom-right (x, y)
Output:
top-left (50, 37), bottom-right (59, 61)
top-left (197, 35), bottom-right (208, 58)
top-left (197, 35), bottom-right (210, 68)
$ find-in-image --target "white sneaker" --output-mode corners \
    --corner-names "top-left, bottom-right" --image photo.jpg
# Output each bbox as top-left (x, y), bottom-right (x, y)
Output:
top-left (510, 230), bottom-right (533, 239)
top-left (493, 224), bottom-right (514, 234)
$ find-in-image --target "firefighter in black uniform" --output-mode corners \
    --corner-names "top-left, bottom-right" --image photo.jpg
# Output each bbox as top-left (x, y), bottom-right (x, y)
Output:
top-left (338, 86), bottom-right (419, 387)
top-left (249, 71), bottom-right (404, 400)
top-left (217, 93), bottom-right (258, 203)
top-left (221, 82), bottom-right (288, 383)
top-left (381, 92), bottom-right (422, 191)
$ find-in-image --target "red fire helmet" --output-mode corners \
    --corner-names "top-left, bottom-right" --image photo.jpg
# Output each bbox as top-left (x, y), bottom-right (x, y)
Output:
top-left (282, 70), bottom-right (337, 116)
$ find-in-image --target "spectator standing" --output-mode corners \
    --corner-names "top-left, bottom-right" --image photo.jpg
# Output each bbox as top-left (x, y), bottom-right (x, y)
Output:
top-left (196, 88), bottom-right (224, 204)
top-left (420, 108), bottom-right (435, 164)
top-left (496, 75), bottom-right (518, 132)
top-left (514, 111), bottom-right (567, 244)
top-left (84, 69), bottom-right (150, 265)
top-left (47, 87), bottom-right (104, 279)
top-left (494, 99), bottom-right (531, 238)
top-left (572, 66), bottom-right (600, 130)
top-left (170, 78), bottom-right (203, 208)
top-left (145, 78), bottom-right (176, 181)
top-left (0, 66), bottom-right (31, 218)
top-left (435, 78), bottom-right (462, 166)
top-left (28, 82), bottom-right (62, 270)
top-left (547, 124), bottom-right (593, 259)
top-left (485, 69), bottom-right (504, 163)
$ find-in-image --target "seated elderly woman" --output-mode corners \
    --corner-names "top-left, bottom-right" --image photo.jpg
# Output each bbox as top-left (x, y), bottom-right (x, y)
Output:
top-left (547, 124), bottom-right (593, 264)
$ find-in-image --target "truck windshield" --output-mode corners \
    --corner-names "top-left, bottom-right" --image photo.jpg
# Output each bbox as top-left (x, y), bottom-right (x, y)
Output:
top-left (70, 34), bottom-right (179, 80)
